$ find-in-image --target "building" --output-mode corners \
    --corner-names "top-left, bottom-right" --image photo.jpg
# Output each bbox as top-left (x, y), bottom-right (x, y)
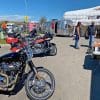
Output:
top-left (63, 6), bottom-right (100, 26)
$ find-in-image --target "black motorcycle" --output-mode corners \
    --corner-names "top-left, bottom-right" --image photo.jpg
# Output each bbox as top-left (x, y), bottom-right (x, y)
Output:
top-left (0, 37), bottom-right (55, 100)
top-left (30, 32), bottom-right (57, 56)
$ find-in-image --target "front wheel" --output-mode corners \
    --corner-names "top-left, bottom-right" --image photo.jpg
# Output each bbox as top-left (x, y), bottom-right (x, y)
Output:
top-left (25, 68), bottom-right (55, 100)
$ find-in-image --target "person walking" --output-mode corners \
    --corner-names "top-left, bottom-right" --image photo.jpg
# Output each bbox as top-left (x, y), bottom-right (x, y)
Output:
top-left (87, 22), bottom-right (97, 49)
top-left (74, 22), bottom-right (81, 49)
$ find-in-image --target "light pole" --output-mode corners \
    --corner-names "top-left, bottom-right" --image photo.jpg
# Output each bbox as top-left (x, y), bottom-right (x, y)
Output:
top-left (24, 0), bottom-right (28, 34)
top-left (25, 0), bottom-right (28, 16)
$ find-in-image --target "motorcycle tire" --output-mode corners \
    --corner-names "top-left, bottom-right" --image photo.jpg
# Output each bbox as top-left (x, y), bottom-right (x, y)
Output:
top-left (49, 44), bottom-right (57, 56)
top-left (25, 67), bottom-right (55, 100)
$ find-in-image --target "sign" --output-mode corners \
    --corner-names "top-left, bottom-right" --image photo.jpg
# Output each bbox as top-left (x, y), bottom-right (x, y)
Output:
top-left (24, 16), bottom-right (28, 22)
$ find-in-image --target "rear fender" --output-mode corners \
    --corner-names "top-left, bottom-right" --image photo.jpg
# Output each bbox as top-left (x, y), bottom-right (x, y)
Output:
top-left (28, 66), bottom-right (44, 74)
top-left (50, 43), bottom-right (56, 46)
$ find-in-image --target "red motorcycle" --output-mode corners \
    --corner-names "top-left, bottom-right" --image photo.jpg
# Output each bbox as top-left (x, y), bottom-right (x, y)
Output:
top-left (6, 32), bottom-right (57, 56)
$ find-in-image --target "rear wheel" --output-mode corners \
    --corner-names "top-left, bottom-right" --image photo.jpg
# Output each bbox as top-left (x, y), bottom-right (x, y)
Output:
top-left (25, 68), bottom-right (55, 100)
top-left (49, 44), bottom-right (57, 56)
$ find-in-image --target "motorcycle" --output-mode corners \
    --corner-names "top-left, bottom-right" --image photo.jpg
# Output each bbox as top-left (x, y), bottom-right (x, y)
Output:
top-left (0, 36), bottom-right (55, 100)
top-left (30, 32), bottom-right (57, 56)
top-left (6, 32), bottom-right (57, 56)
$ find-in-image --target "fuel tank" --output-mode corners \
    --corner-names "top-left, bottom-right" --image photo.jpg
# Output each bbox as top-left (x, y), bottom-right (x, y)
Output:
top-left (0, 52), bottom-right (20, 63)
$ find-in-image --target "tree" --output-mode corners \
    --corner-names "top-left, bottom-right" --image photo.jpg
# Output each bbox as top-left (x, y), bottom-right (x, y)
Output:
top-left (39, 17), bottom-right (47, 33)
top-left (39, 16), bottom-right (47, 26)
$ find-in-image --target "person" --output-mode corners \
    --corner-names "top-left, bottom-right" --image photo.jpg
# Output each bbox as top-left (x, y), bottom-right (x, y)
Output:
top-left (29, 28), bottom-right (37, 38)
top-left (87, 22), bottom-right (97, 49)
top-left (51, 21), bottom-right (55, 34)
top-left (74, 22), bottom-right (81, 49)
top-left (1, 22), bottom-right (7, 34)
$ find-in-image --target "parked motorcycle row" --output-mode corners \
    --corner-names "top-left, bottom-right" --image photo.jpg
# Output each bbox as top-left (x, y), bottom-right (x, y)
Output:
top-left (0, 31), bottom-right (57, 100)
top-left (7, 31), bottom-right (57, 56)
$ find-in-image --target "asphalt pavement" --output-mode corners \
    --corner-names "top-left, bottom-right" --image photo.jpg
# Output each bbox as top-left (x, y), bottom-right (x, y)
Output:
top-left (0, 37), bottom-right (99, 100)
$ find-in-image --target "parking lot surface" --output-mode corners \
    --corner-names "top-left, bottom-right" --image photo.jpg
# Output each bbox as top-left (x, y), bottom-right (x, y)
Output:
top-left (0, 37), bottom-right (99, 100)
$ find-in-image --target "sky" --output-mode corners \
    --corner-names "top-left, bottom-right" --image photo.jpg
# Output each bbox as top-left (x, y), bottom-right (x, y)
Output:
top-left (0, 0), bottom-right (100, 21)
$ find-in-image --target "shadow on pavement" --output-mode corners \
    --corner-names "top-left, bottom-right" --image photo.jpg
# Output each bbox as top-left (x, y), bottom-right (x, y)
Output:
top-left (33, 53), bottom-right (56, 58)
top-left (81, 44), bottom-right (89, 48)
top-left (69, 45), bottom-right (75, 48)
top-left (83, 54), bottom-right (100, 100)
top-left (33, 53), bottom-right (46, 58)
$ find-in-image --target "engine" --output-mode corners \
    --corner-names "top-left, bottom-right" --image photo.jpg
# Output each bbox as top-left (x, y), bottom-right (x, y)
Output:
top-left (0, 62), bottom-right (21, 72)
top-left (0, 62), bottom-right (22, 91)
top-left (32, 43), bottom-right (44, 54)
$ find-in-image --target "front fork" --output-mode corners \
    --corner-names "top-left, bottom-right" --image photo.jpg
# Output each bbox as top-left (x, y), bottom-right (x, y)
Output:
top-left (28, 60), bottom-right (37, 74)
top-left (28, 60), bottom-right (43, 79)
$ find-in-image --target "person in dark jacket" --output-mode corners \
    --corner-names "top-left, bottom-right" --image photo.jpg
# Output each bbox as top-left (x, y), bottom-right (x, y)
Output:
top-left (29, 28), bottom-right (37, 38)
top-left (87, 22), bottom-right (97, 48)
